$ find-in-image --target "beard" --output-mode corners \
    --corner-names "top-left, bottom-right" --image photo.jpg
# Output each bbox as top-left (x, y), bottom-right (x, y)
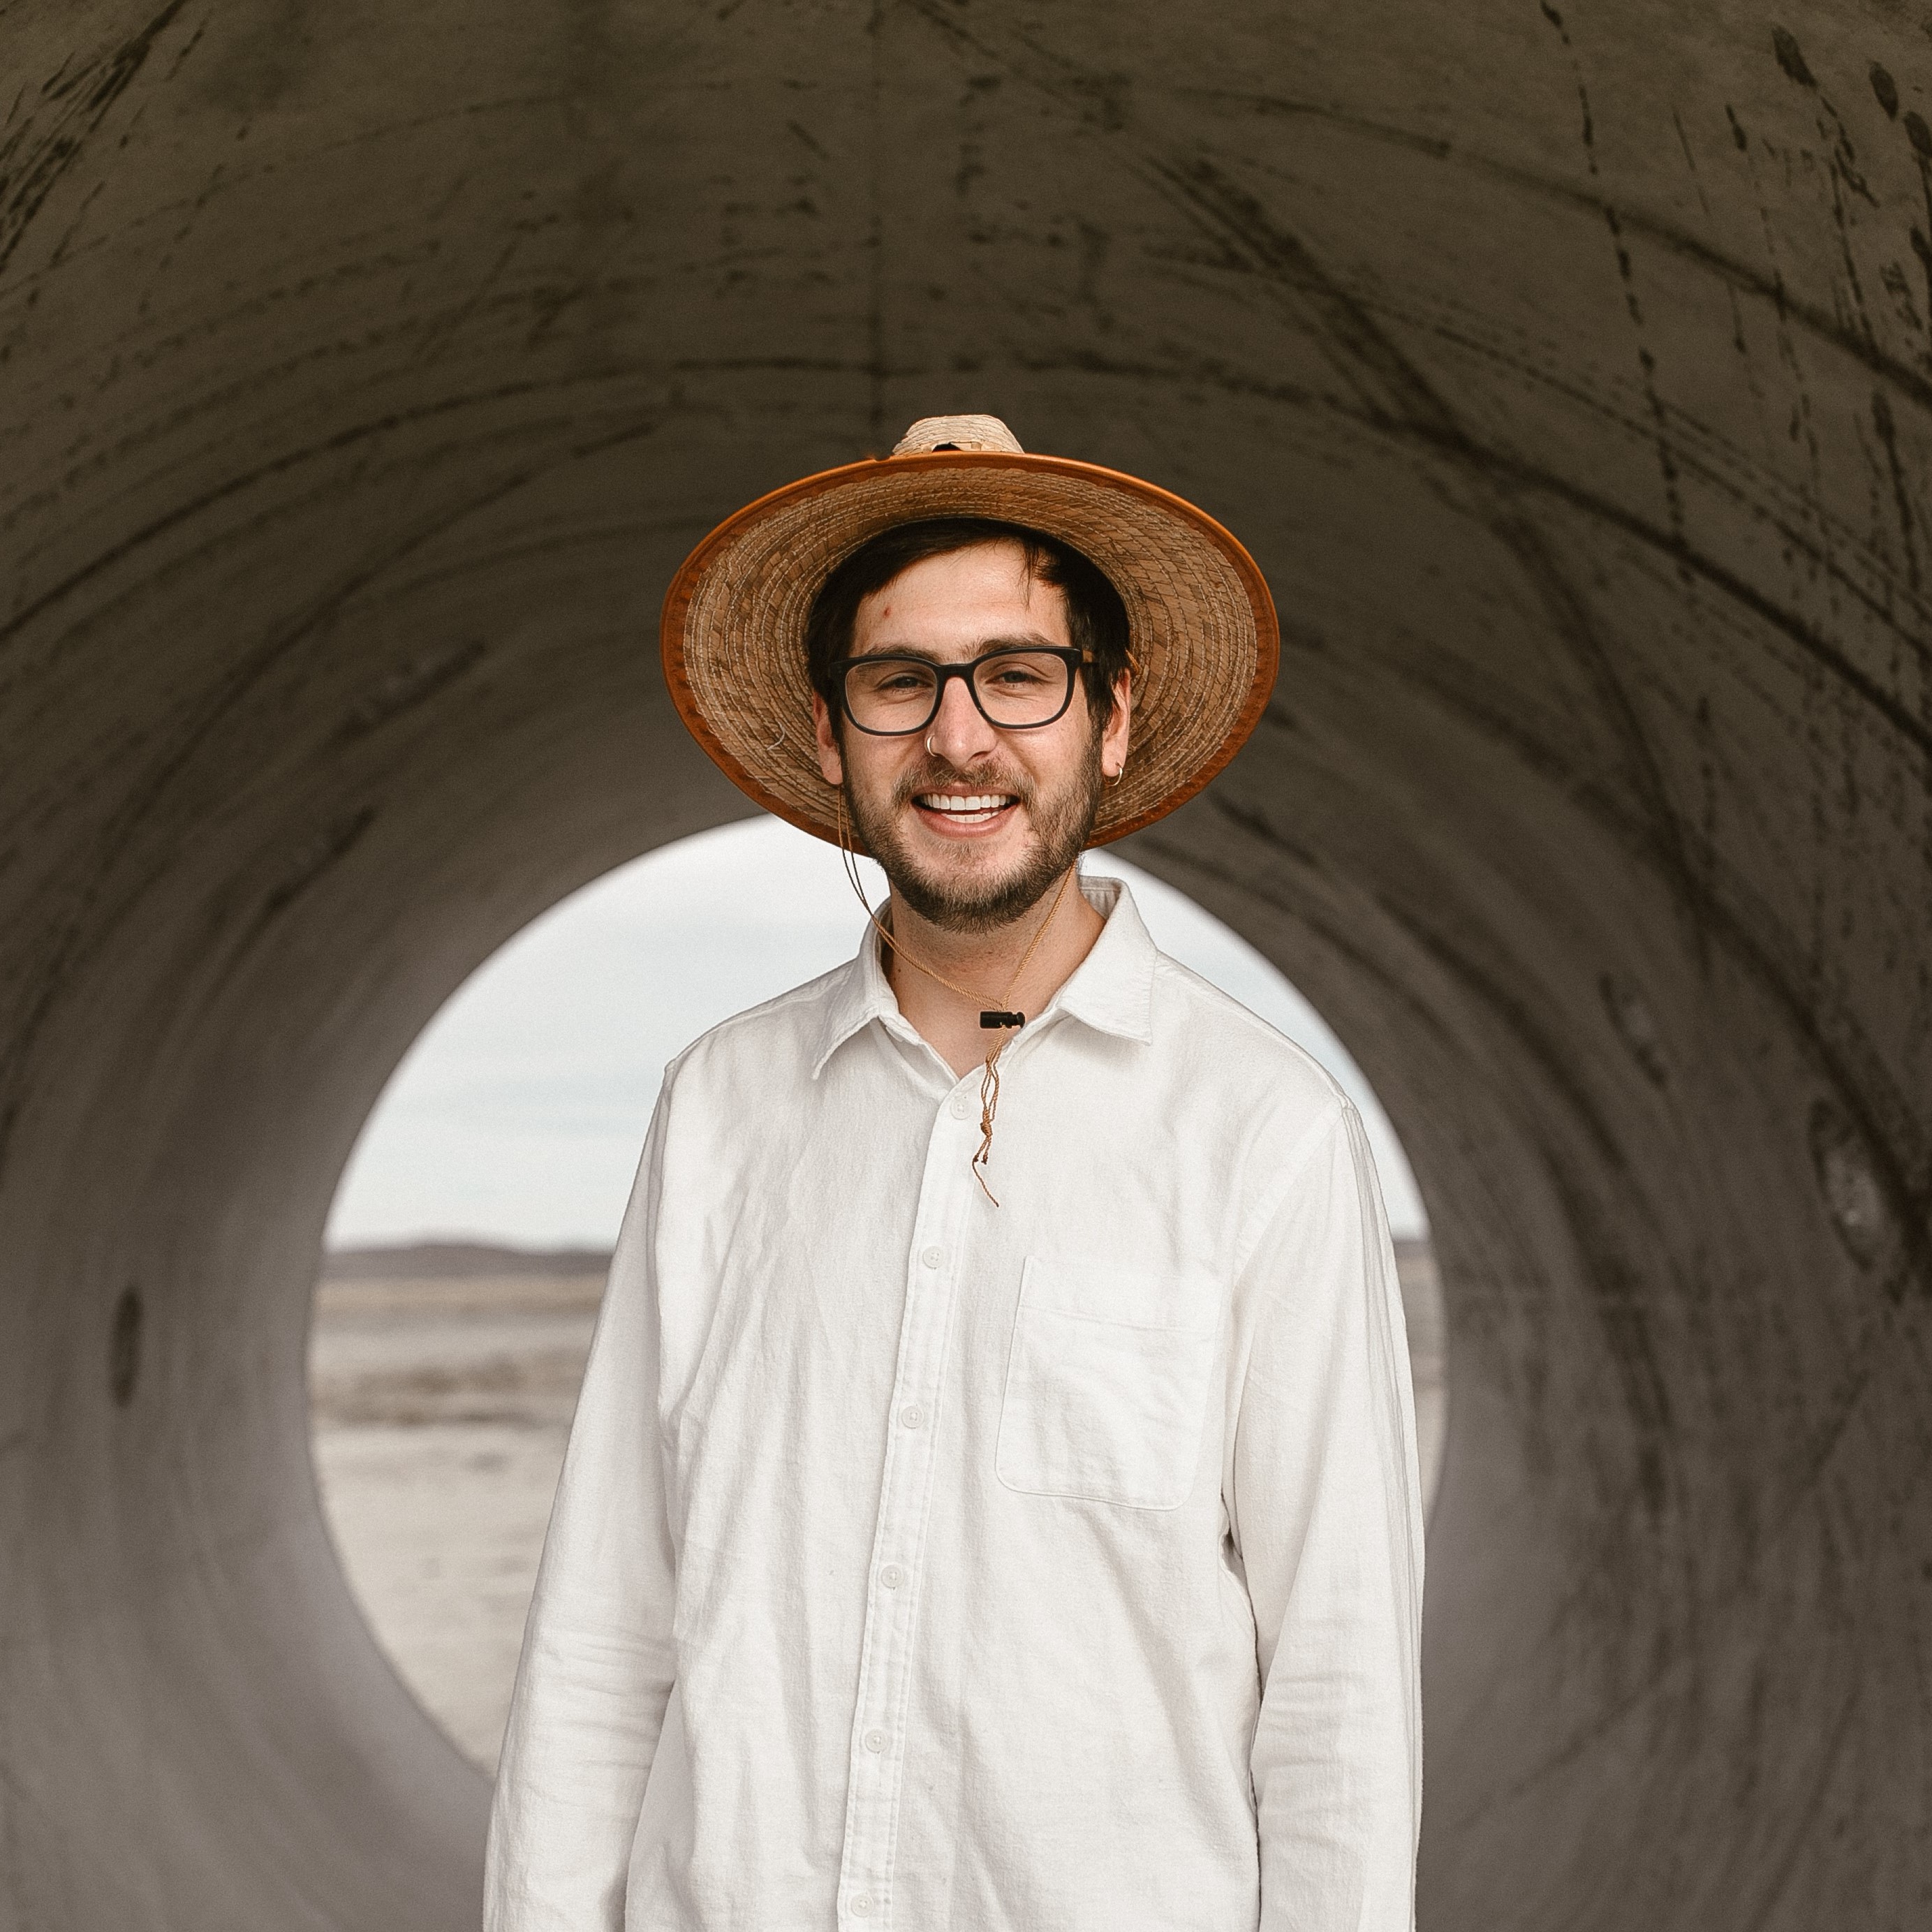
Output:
top-left (846, 725), bottom-right (1105, 936)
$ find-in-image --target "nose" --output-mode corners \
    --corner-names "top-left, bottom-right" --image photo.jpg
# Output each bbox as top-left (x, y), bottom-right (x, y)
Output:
top-left (925, 666), bottom-right (1000, 769)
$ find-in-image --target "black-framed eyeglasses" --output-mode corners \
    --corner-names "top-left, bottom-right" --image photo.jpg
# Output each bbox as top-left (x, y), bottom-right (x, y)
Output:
top-left (829, 644), bottom-right (1093, 736)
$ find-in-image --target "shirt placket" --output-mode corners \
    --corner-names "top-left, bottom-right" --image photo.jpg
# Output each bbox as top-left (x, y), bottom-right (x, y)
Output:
top-left (835, 1072), bottom-right (983, 1926)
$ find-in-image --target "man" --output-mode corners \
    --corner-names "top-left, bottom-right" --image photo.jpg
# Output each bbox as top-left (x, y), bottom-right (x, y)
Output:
top-left (486, 415), bottom-right (1424, 1931)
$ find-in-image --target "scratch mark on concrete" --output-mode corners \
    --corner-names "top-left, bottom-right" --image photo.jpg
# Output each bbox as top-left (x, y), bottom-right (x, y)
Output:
top-left (1740, 1682), bottom-right (1862, 1929)
top-left (411, 237), bottom-right (519, 367)
top-left (0, 0), bottom-right (192, 282)
top-left (260, 807), bottom-right (378, 921)
top-left (1868, 388), bottom-right (1922, 591)
top-left (1771, 27), bottom-right (1815, 89)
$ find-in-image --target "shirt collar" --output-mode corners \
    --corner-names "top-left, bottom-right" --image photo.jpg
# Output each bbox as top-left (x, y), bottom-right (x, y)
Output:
top-left (809, 871), bottom-right (1157, 1079)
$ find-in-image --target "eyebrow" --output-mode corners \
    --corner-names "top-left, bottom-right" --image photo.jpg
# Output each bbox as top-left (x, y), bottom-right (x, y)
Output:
top-left (846, 633), bottom-right (1064, 663)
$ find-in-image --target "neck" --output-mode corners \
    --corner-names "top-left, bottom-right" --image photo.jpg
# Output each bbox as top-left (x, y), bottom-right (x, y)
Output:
top-left (881, 869), bottom-right (1107, 1078)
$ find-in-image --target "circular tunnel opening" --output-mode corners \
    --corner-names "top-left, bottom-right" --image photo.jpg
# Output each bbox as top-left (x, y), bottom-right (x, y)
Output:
top-left (308, 819), bottom-right (1444, 1771)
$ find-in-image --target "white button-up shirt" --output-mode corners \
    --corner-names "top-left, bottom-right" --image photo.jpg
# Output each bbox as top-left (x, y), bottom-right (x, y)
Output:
top-left (486, 876), bottom-right (1424, 1931)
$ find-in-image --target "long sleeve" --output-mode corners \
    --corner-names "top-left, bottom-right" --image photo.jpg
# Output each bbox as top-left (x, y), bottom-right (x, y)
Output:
top-left (1230, 1098), bottom-right (1426, 1931)
top-left (485, 1089), bottom-right (679, 1931)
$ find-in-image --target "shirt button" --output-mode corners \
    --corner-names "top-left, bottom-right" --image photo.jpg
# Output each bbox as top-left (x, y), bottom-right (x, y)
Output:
top-left (920, 1244), bottom-right (943, 1269)
top-left (950, 1091), bottom-right (974, 1119)
top-left (880, 1564), bottom-right (903, 1588)
top-left (851, 1897), bottom-right (874, 1917)
top-left (863, 1728), bottom-right (887, 1753)
top-left (899, 1404), bottom-right (924, 1429)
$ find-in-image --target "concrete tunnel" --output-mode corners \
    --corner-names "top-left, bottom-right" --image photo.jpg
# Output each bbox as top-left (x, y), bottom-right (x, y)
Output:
top-left (1, 0), bottom-right (1928, 1926)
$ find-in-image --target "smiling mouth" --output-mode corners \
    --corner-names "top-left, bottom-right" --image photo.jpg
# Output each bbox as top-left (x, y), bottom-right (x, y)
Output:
top-left (913, 790), bottom-right (1019, 829)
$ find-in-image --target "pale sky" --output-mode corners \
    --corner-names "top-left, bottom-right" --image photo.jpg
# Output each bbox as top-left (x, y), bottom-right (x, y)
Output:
top-left (326, 818), bottom-right (1425, 1250)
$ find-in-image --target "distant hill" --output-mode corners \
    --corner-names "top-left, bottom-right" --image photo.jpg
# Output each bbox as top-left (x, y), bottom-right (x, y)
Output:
top-left (323, 1241), bottom-right (612, 1281)
top-left (326, 1234), bottom-right (1431, 1284)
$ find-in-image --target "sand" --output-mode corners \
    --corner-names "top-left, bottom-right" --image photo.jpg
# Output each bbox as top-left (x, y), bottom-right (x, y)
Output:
top-left (309, 1251), bottom-right (1445, 1771)
top-left (309, 1275), bottom-right (599, 1768)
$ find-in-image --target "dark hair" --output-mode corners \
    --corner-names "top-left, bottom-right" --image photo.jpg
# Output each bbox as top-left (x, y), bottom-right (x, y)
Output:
top-left (804, 517), bottom-right (1131, 726)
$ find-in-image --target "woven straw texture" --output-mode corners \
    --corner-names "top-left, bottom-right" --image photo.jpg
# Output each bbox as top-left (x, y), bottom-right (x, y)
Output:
top-left (662, 448), bottom-right (1277, 849)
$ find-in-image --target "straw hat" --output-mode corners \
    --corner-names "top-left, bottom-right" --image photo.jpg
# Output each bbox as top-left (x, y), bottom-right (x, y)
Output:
top-left (661, 413), bottom-right (1279, 848)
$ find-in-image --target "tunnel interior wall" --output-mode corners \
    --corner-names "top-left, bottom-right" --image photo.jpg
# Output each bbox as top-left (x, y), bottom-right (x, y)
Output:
top-left (1, 2), bottom-right (1929, 1929)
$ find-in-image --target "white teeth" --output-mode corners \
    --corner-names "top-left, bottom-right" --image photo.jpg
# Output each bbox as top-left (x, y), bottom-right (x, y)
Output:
top-left (917, 793), bottom-right (1012, 813)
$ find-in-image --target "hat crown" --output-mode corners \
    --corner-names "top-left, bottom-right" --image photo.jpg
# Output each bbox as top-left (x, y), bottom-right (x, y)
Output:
top-left (891, 413), bottom-right (1025, 457)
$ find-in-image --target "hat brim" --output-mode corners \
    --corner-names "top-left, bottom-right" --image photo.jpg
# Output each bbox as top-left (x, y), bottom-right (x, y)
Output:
top-left (661, 450), bottom-right (1278, 850)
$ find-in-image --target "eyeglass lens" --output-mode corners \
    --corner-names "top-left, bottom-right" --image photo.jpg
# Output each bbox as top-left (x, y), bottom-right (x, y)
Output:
top-left (843, 651), bottom-right (1072, 733)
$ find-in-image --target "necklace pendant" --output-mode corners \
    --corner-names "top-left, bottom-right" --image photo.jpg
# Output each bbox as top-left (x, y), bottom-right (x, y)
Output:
top-left (979, 1010), bottom-right (1024, 1030)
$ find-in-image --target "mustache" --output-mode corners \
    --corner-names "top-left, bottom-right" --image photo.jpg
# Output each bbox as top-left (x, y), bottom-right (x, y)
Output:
top-left (890, 759), bottom-right (1035, 808)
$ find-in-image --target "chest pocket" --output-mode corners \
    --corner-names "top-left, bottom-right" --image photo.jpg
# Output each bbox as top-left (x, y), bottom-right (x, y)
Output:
top-left (994, 1255), bottom-right (1220, 1510)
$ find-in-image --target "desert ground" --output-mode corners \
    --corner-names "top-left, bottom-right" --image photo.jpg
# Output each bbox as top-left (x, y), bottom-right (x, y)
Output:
top-left (309, 1243), bottom-right (1447, 1771)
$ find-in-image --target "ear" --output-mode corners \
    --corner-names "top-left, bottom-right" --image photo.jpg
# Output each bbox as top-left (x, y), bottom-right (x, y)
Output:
top-left (1099, 668), bottom-right (1132, 779)
top-left (811, 691), bottom-right (844, 786)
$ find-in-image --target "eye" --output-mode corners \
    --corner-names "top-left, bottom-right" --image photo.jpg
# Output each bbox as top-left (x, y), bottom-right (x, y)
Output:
top-left (982, 656), bottom-right (1053, 688)
top-left (850, 661), bottom-right (935, 698)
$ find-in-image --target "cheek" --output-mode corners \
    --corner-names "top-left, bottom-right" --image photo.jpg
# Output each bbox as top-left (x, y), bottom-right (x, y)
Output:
top-left (843, 736), bottom-right (917, 799)
top-left (1043, 720), bottom-right (1103, 783)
